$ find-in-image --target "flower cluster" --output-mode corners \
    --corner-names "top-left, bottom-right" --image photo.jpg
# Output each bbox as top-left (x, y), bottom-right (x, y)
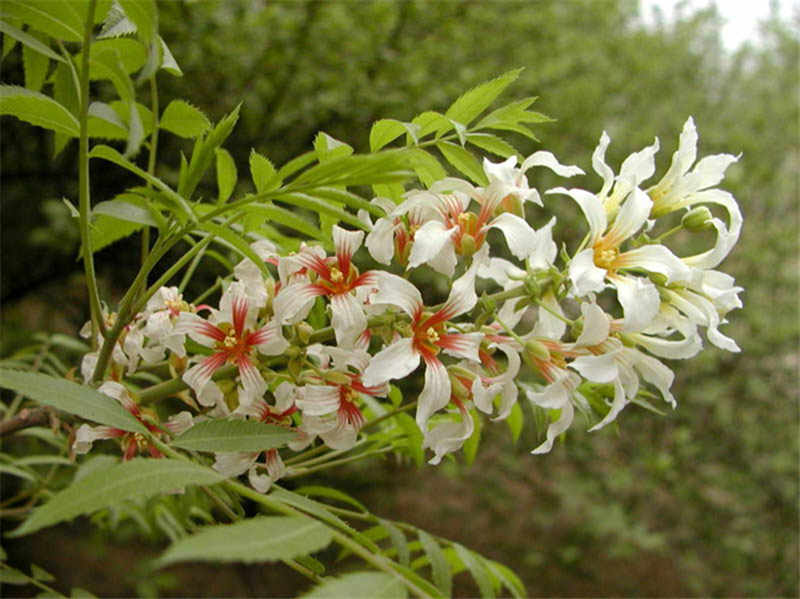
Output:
top-left (76, 117), bottom-right (742, 489)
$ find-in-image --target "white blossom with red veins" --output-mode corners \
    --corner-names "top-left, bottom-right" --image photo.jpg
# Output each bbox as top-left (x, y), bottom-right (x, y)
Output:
top-left (176, 282), bottom-right (288, 408)
top-left (296, 345), bottom-right (387, 450)
top-left (362, 250), bottom-right (486, 431)
top-left (273, 225), bottom-right (378, 347)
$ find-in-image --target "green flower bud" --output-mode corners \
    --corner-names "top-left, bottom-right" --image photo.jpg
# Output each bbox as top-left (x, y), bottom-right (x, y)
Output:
top-left (523, 339), bottom-right (550, 368)
top-left (681, 206), bottom-right (714, 232)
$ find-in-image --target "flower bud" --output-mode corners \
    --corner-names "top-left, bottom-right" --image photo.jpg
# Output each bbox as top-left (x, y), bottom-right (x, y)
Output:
top-left (324, 371), bottom-right (352, 386)
top-left (295, 322), bottom-right (314, 345)
top-left (523, 339), bottom-right (550, 368)
top-left (681, 206), bottom-right (714, 232)
top-left (458, 233), bottom-right (477, 257)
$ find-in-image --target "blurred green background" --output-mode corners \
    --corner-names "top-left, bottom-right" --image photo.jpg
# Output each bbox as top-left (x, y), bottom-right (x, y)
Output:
top-left (2, 0), bottom-right (798, 596)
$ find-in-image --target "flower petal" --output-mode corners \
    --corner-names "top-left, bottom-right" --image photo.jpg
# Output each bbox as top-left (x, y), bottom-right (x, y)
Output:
top-left (362, 337), bottom-right (420, 387)
top-left (569, 248), bottom-right (607, 297)
top-left (416, 357), bottom-right (452, 430)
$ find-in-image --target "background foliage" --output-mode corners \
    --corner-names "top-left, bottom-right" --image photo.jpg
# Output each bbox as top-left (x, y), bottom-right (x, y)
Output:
top-left (2, 0), bottom-right (797, 596)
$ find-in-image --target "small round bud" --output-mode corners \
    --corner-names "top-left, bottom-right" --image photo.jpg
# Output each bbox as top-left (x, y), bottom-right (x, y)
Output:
top-left (296, 322), bottom-right (314, 345)
top-left (523, 339), bottom-right (550, 367)
top-left (458, 234), bottom-right (477, 257)
top-left (325, 371), bottom-right (352, 386)
top-left (681, 206), bottom-right (714, 232)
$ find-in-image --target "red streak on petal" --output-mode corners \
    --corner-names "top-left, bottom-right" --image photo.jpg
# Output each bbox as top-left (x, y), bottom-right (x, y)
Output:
top-left (437, 333), bottom-right (471, 352)
top-left (232, 295), bottom-right (248, 337)
top-left (296, 252), bottom-right (330, 279)
top-left (196, 320), bottom-right (227, 343)
top-left (200, 352), bottom-right (229, 376)
top-left (246, 324), bottom-right (273, 346)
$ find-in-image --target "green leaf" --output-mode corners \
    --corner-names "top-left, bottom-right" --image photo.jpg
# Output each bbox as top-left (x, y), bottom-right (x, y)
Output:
top-left (381, 520), bottom-right (410, 567)
top-left (476, 97), bottom-right (552, 129)
top-left (436, 141), bottom-right (488, 185)
top-left (487, 561), bottom-right (526, 599)
top-left (406, 149), bottom-right (447, 188)
top-left (0, 567), bottom-right (30, 585)
top-left (159, 99), bottom-right (210, 139)
top-left (506, 401), bottom-right (524, 444)
top-left (89, 145), bottom-right (194, 221)
top-left (0, 463), bottom-right (36, 481)
top-left (156, 516), bottom-right (332, 566)
top-left (87, 101), bottom-right (127, 139)
top-left (171, 420), bottom-right (297, 453)
top-left (370, 119), bottom-right (407, 152)
top-left (52, 63), bottom-right (79, 155)
top-left (9, 458), bottom-right (224, 537)
top-left (295, 486), bottom-right (368, 513)
top-left (158, 37), bottom-right (181, 76)
top-left (93, 197), bottom-right (159, 227)
top-left (417, 530), bottom-right (451, 597)
top-left (178, 104), bottom-right (240, 201)
top-left (462, 409), bottom-right (482, 467)
top-left (395, 413), bottom-right (424, 467)
top-left (249, 150), bottom-right (281, 193)
top-left (242, 203), bottom-right (326, 242)
top-left (445, 68), bottom-right (523, 127)
top-left (302, 572), bottom-right (408, 599)
top-left (30, 564), bottom-right (55, 582)
top-left (123, 98), bottom-right (144, 158)
top-left (311, 186), bottom-right (384, 219)
top-left (90, 214), bottom-right (143, 253)
top-left (411, 111), bottom-right (451, 139)
top-left (70, 587), bottom-right (98, 598)
top-left (289, 151), bottom-right (411, 189)
top-left (466, 132), bottom-right (518, 159)
top-left (0, 85), bottom-right (78, 136)
top-left (453, 544), bottom-right (495, 599)
top-left (277, 150), bottom-right (318, 180)
top-left (1, 0), bottom-right (83, 42)
top-left (0, 369), bottom-right (146, 434)
top-left (197, 221), bottom-right (270, 277)
top-left (215, 148), bottom-right (237, 204)
top-left (314, 131), bottom-right (353, 162)
top-left (277, 192), bottom-right (368, 232)
top-left (0, 20), bottom-right (64, 63)
top-left (22, 35), bottom-right (49, 92)
top-left (85, 38), bottom-right (146, 76)
top-left (118, 0), bottom-right (157, 44)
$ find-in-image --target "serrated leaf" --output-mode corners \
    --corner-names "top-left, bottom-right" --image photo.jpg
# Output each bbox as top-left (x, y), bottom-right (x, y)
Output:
top-left (395, 412), bottom-right (424, 466)
top-left (160, 99), bottom-right (210, 139)
top-left (418, 530), bottom-right (451, 597)
top-left (311, 186), bottom-right (384, 219)
top-left (370, 119), bottom-right (407, 152)
top-left (436, 141), bottom-right (488, 185)
top-left (0, 369), bottom-right (146, 434)
top-left (0, 85), bottom-right (78, 136)
top-left (156, 516), bottom-right (332, 566)
top-left (302, 572), bottom-right (407, 599)
top-left (10, 458), bottom-right (223, 537)
top-left (22, 37), bottom-right (49, 92)
top-left (52, 62), bottom-right (79, 155)
top-left (89, 214), bottom-right (143, 253)
top-left (277, 150), bottom-right (317, 180)
top-left (215, 148), bottom-right (237, 204)
top-left (466, 132), bottom-right (518, 159)
top-left (453, 544), bottom-right (495, 599)
top-left (118, 0), bottom-right (157, 44)
top-left (1, 0), bottom-right (83, 42)
top-left (70, 587), bottom-right (98, 598)
top-left (249, 150), bottom-right (281, 193)
top-left (90, 46), bottom-right (134, 103)
top-left (289, 151), bottom-right (411, 189)
top-left (411, 111), bottom-right (451, 139)
top-left (0, 20), bottom-right (65, 63)
top-left (84, 38), bottom-right (146, 76)
top-left (445, 68), bottom-right (523, 127)
top-left (171, 420), bottom-right (297, 453)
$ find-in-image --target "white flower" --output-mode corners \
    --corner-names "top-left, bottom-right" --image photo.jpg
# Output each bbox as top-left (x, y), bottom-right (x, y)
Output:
top-left (551, 186), bottom-right (690, 331)
top-left (483, 152), bottom-right (584, 208)
top-left (273, 226), bottom-right (378, 347)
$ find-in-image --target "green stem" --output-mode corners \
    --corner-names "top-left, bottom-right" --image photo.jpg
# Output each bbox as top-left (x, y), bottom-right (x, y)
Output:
top-left (78, 0), bottom-right (103, 341)
top-left (142, 78), bottom-right (160, 267)
top-left (361, 401), bottom-right (417, 433)
top-left (285, 446), bottom-right (395, 478)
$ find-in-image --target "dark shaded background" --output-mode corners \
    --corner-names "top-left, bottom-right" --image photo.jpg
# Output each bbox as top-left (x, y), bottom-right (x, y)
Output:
top-left (2, 1), bottom-right (798, 596)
